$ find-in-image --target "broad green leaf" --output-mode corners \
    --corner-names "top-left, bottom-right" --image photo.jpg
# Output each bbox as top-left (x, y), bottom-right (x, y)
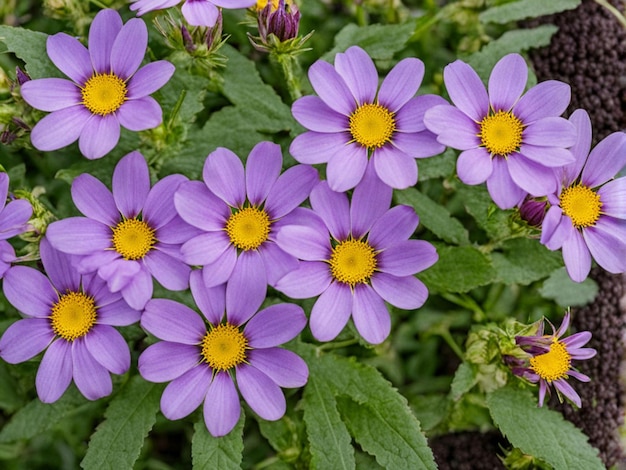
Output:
top-left (449, 362), bottom-right (477, 402)
top-left (409, 395), bottom-right (450, 432)
top-left (0, 26), bottom-right (61, 79)
top-left (539, 267), bottom-right (599, 307)
top-left (257, 413), bottom-right (303, 463)
top-left (455, 183), bottom-right (516, 241)
top-left (0, 362), bottom-right (25, 413)
top-left (491, 238), bottom-right (563, 285)
top-left (80, 376), bottom-right (162, 470)
top-left (417, 148), bottom-right (457, 181)
top-left (487, 385), bottom-right (604, 470)
top-left (191, 411), bottom-right (245, 470)
top-left (480, 0), bottom-right (581, 24)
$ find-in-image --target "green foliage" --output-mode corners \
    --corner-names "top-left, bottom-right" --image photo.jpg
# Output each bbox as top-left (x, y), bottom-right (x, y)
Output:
top-left (539, 268), bottom-right (599, 307)
top-left (191, 411), bottom-right (245, 470)
top-left (420, 245), bottom-right (495, 293)
top-left (0, 26), bottom-right (61, 79)
top-left (0, 362), bottom-right (26, 413)
top-left (479, 0), bottom-right (582, 25)
top-left (491, 238), bottom-right (563, 285)
top-left (449, 362), bottom-right (477, 402)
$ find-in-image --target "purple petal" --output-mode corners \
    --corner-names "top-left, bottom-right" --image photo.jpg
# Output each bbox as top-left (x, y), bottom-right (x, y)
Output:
top-left (553, 378), bottom-right (581, 407)
top-left (226, 251), bottom-right (267, 326)
top-left (3, 266), bottom-right (55, 317)
top-left (182, 232), bottom-right (230, 266)
top-left (110, 18), bottom-right (148, 80)
top-left (155, 217), bottom-right (201, 245)
top-left (583, 219), bottom-right (626, 274)
top-left (97, 299), bottom-right (141, 326)
top-left (392, 130), bottom-right (446, 159)
top-left (245, 141), bottom-right (282, 207)
top-left (259, 242), bottom-right (299, 287)
top-left (523, 117), bottom-right (576, 148)
top-left (598, 178), bottom-right (626, 218)
top-left (174, 180), bottom-right (230, 231)
top-left (203, 147), bottom-right (246, 208)
top-left (30, 106), bottom-right (91, 152)
top-left (507, 153), bottom-right (557, 197)
top-left (372, 145), bottom-right (417, 190)
top-left (423, 105), bottom-right (481, 150)
top-left (145, 250), bottom-right (190, 290)
top-left (127, 61), bottom-right (175, 99)
top-left (518, 145), bottom-right (575, 168)
top-left (113, 151), bottom-right (150, 218)
top-left (236, 364), bottom-right (286, 420)
top-left (310, 282), bottom-right (352, 342)
top-left (371, 273), bottom-right (429, 310)
top-left (89, 9), bottom-right (123, 73)
top-left (84, 324), bottom-right (130, 374)
top-left (0, 199), bottom-right (32, 238)
top-left (201, 247), bottom-right (237, 287)
top-left (141, 298), bottom-right (206, 344)
top-left (378, 57), bottom-right (424, 112)
top-left (568, 369), bottom-right (591, 382)
top-left (291, 96), bottom-right (347, 132)
top-left (244, 303), bottom-right (306, 348)
top-left (143, 174), bottom-right (187, 229)
top-left (457, 147), bottom-right (493, 185)
top-left (350, 163), bottom-right (393, 238)
top-left (98, 258), bottom-right (140, 292)
top-left (486, 158), bottom-right (527, 210)
top-left (562, 331), bottom-right (592, 349)
top-left (538, 380), bottom-right (548, 407)
top-left (326, 144), bottom-right (368, 192)
top-left (182, 0), bottom-right (219, 27)
top-left (352, 283), bottom-right (390, 344)
top-left (378, 240), bottom-right (438, 276)
top-left (117, 97), bottom-right (163, 131)
top-left (211, 0), bottom-right (256, 7)
top-left (265, 164), bottom-right (319, 220)
top-left (334, 46), bottom-right (377, 105)
top-left (274, 261), bottom-right (331, 298)
top-left (562, 231), bottom-right (592, 282)
top-left (0, 319), bottom-right (54, 363)
top-left (274, 215), bottom-right (330, 261)
top-left (39, 237), bottom-right (79, 293)
top-left (71, 174), bottom-right (118, 226)
top-left (190, 270), bottom-right (225, 325)
top-left (310, 181), bottom-right (350, 240)
top-left (72, 340), bottom-right (112, 400)
top-left (488, 54), bottom-right (527, 111)
top-left (308, 59), bottom-right (355, 116)
top-left (289, 131), bottom-right (347, 164)
top-left (561, 109), bottom-right (592, 183)
top-left (582, 132), bottom-right (626, 188)
top-left (513, 81), bottom-right (571, 123)
top-left (47, 33), bottom-right (92, 84)
top-left (443, 59), bottom-right (489, 121)
top-left (569, 348), bottom-right (597, 360)
top-left (21, 78), bottom-right (80, 112)
top-left (161, 365), bottom-right (211, 419)
top-left (247, 348), bottom-right (308, 388)
top-left (203, 371), bottom-right (240, 437)
top-left (139, 341), bottom-right (200, 382)
top-left (78, 114), bottom-right (120, 160)
top-left (36, 339), bottom-right (73, 403)
top-left (120, 266), bottom-right (153, 310)
top-left (395, 95), bottom-right (449, 133)
top-left (368, 205), bottom-right (419, 249)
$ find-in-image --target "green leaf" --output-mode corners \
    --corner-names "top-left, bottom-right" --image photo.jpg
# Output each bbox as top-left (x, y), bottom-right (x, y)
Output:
top-left (454, 183), bottom-right (516, 241)
top-left (480, 0), bottom-right (581, 25)
top-left (417, 148), bottom-right (457, 181)
top-left (487, 385), bottom-right (604, 470)
top-left (449, 362), bottom-right (477, 402)
top-left (0, 362), bottom-right (25, 413)
top-left (80, 376), bottom-right (162, 470)
top-left (191, 410), bottom-right (245, 470)
top-left (0, 26), bottom-right (61, 79)
top-left (491, 238), bottom-right (563, 285)
top-left (539, 267), bottom-right (599, 307)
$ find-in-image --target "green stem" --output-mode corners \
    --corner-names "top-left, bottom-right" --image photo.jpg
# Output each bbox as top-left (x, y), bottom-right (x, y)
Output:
top-left (318, 338), bottom-right (359, 351)
top-left (441, 292), bottom-right (486, 322)
top-left (439, 329), bottom-right (465, 361)
top-left (274, 53), bottom-right (302, 102)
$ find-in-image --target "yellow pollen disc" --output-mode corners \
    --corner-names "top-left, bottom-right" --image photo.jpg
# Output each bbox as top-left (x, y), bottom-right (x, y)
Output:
top-left (226, 207), bottom-right (271, 251)
top-left (559, 184), bottom-right (602, 229)
top-left (349, 103), bottom-right (396, 149)
top-left (329, 239), bottom-right (377, 286)
top-left (81, 73), bottom-right (127, 116)
top-left (478, 110), bottom-right (524, 156)
top-left (255, 0), bottom-right (282, 11)
top-left (201, 323), bottom-right (248, 371)
top-left (111, 218), bottom-right (156, 260)
top-left (51, 291), bottom-right (97, 341)
top-left (529, 339), bottom-right (571, 382)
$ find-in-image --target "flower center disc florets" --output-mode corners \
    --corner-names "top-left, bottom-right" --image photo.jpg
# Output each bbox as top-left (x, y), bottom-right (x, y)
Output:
top-left (478, 110), bottom-right (524, 156)
top-left (201, 323), bottom-right (248, 371)
top-left (111, 218), bottom-right (156, 260)
top-left (349, 103), bottom-right (396, 149)
top-left (81, 73), bottom-right (127, 116)
top-left (559, 184), bottom-right (602, 229)
top-left (329, 238), bottom-right (377, 286)
top-left (226, 207), bottom-right (271, 251)
top-left (529, 339), bottom-right (571, 382)
top-left (51, 291), bottom-right (97, 341)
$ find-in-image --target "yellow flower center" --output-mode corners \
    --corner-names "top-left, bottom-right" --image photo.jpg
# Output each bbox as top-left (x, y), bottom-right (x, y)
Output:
top-left (81, 73), bottom-right (127, 116)
top-left (226, 207), bottom-right (271, 251)
top-left (201, 323), bottom-right (248, 371)
top-left (255, 0), bottom-right (283, 11)
top-left (329, 239), bottom-right (377, 286)
top-left (51, 291), bottom-right (97, 341)
top-left (349, 103), bottom-right (396, 149)
top-left (111, 218), bottom-right (156, 260)
top-left (478, 110), bottom-right (524, 156)
top-left (559, 184), bottom-right (602, 229)
top-left (529, 339), bottom-right (571, 382)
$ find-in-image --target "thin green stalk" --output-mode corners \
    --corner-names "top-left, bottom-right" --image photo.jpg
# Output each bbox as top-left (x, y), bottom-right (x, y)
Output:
top-left (594, 0), bottom-right (626, 29)
top-left (273, 53), bottom-right (302, 102)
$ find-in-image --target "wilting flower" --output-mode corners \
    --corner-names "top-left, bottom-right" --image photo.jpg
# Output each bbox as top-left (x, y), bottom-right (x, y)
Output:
top-left (290, 45), bottom-right (446, 191)
top-left (174, 141), bottom-right (318, 308)
top-left (540, 109), bottom-right (626, 282)
top-left (0, 237), bottom-right (140, 402)
top-left (514, 311), bottom-right (596, 407)
top-left (424, 53), bottom-right (577, 209)
top-left (275, 165), bottom-right (438, 344)
top-left (20, 9), bottom-right (174, 159)
top-left (0, 172), bottom-right (33, 276)
top-left (139, 270), bottom-right (308, 437)
top-left (46, 151), bottom-right (195, 310)
top-left (130, 0), bottom-right (256, 27)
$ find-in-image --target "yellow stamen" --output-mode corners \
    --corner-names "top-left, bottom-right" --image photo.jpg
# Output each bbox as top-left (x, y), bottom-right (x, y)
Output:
top-left (81, 73), bottom-right (127, 116)
top-left (226, 207), bottom-right (271, 251)
top-left (51, 291), bottom-right (97, 341)
top-left (478, 110), bottom-right (524, 156)
top-left (530, 340), bottom-right (571, 382)
top-left (111, 218), bottom-right (156, 260)
top-left (349, 103), bottom-right (396, 149)
top-left (201, 323), bottom-right (248, 371)
top-left (559, 184), bottom-right (602, 229)
top-left (329, 238), bottom-right (377, 286)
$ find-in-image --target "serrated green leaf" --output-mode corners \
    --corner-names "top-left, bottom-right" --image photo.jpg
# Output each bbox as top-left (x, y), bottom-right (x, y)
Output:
top-left (479, 0), bottom-right (581, 25)
top-left (539, 267), bottom-right (599, 307)
top-left (449, 362), bottom-right (477, 402)
top-left (491, 238), bottom-right (563, 285)
top-left (455, 183), bottom-right (516, 241)
top-left (80, 376), bottom-right (162, 470)
top-left (487, 385), bottom-right (604, 470)
top-left (191, 411), bottom-right (244, 470)
top-left (417, 148), bottom-right (457, 181)
top-left (0, 25), bottom-right (62, 79)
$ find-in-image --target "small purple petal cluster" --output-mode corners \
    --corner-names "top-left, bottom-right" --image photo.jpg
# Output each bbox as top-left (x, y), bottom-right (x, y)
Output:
top-left (129, 0), bottom-right (257, 27)
top-left (257, 0), bottom-right (300, 42)
top-left (0, 173), bottom-right (32, 278)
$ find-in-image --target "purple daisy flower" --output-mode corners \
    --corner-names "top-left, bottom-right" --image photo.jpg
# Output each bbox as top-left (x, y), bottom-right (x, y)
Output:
top-left (46, 151), bottom-right (195, 310)
top-left (0, 172), bottom-right (33, 277)
top-left (540, 109), bottom-right (626, 282)
top-left (514, 311), bottom-right (596, 407)
top-left (424, 53), bottom-right (577, 209)
top-left (0, 237), bottom-right (140, 403)
top-left (174, 141), bottom-right (318, 309)
top-left (20, 9), bottom-right (175, 160)
top-left (138, 270), bottom-right (308, 437)
top-left (274, 165), bottom-right (438, 344)
top-left (130, 0), bottom-right (257, 27)
top-left (290, 45), bottom-right (446, 191)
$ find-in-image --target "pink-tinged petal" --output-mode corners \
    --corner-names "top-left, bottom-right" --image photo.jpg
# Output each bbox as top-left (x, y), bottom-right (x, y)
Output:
top-left (121, 266), bottom-right (153, 310)
top-left (236, 364), bottom-right (286, 420)
top-left (30, 105), bottom-right (91, 152)
top-left (582, 132), bottom-right (626, 188)
top-left (203, 371), bottom-right (240, 437)
top-left (97, 299), bottom-right (141, 326)
top-left (144, 174), bottom-right (187, 229)
top-left (203, 147), bottom-right (246, 208)
top-left (89, 9), bottom-right (123, 73)
top-left (368, 205), bottom-right (419, 249)
top-left (310, 181), bottom-right (350, 240)
top-left (583, 219), bottom-right (626, 274)
top-left (310, 282), bottom-right (352, 342)
top-left (0, 199), bottom-right (32, 238)
top-left (457, 147), bottom-right (493, 185)
top-left (145, 250), bottom-right (190, 291)
top-left (599, 178), bottom-right (626, 218)
top-left (423, 105), bottom-right (481, 150)
top-left (117, 97), bottom-right (163, 131)
top-left (553, 378), bottom-right (581, 407)
top-left (507, 153), bottom-right (557, 197)
top-left (139, 341), bottom-right (200, 382)
top-left (308, 60), bottom-right (355, 116)
top-left (259, 242), bottom-right (299, 287)
top-left (3, 266), bottom-right (55, 317)
top-left (244, 303), bottom-right (306, 348)
top-left (265, 165), bottom-right (319, 220)
top-left (513, 81), bottom-right (571, 123)
top-left (72, 340), bottom-right (112, 400)
top-left (538, 380), bottom-right (548, 407)
top-left (378, 240), bottom-right (438, 276)
top-left (568, 369), bottom-right (591, 382)
top-left (201, 247), bottom-right (237, 287)
top-left (190, 270), bottom-right (225, 325)
top-left (113, 151), bottom-right (150, 218)
top-left (98, 258), bottom-right (140, 293)
top-left (161, 365), bottom-right (211, 420)
top-left (291, 96), bottom-right (348, 132)
top-left (71, 174), bottom-right (118, 226)
top-left (335, 46), bottom-right (377, 105)
top-left (78, 114), bottom-right (120, 160)
top-left (36, 339), bottom-right (73, 403)
top-left (47, 33), bottom-right (92, 84)
top-left (289, 131), bottom-right (347, 164)
top-left (39, 237), bottom-right (79, 293)
top-left (182, 0), bottom-right (219, 26)
top-left (182, 232), bottom-right (230, 266)
top-left (562, 331), bottom-right (592, 349)
top-left (127, 61), bottom-right (175, 99)
top-left (561, 109), bottom-right (592, 183)
top-left (84, 324), bottom-right (130, 374)
top-left (372, 146), bottom-right (417, 190)
top-left (488, 54), bottom-right (527, 111)
top-left (486, 158), bottom-right (527, 210)
top-left (518, 145), bottom-right (575, 168)
top-left (351, 163), bottom-right (392, 238)
top-left (0, 319), bottom-right (54, 363)
top-left (442, 60), bottom-right (489, 122)
top-left (274, 261), bottom-right (331, 298)
top-left (110, 18), bottom-right (148, 80)
top-left (226, 251), bottom-right (267, 326)
top-left (245, 141), bottom-right (282, 207)
top-left (175, 180), bottom-right (230, 231)
top-left (248, 348), bottom-right (308, 388)
top-left (352, 283), bottom-right (390, 345)
top-left (326, 143), bottom-right (368, 192)
top-left (378, 57), bottom-right (425, 112)
top-left (141, 298), bottom-right (206, 344)
top-left (569, 348), bottom-right (597, 360)
top-left (395, 95), bottom-right (449, 133)
top-left (21, 78), bottom-right (81, 112)
top-left (371, 273), bottom-right (429, 310)
top-left (392, 130), bottom-right (446, 159)
top-left (45, 218), bottom-right (111, 254)
top-left (562, 231), bottom-right (592, 282)
top-left (523, 117), bottom-right (576, 148)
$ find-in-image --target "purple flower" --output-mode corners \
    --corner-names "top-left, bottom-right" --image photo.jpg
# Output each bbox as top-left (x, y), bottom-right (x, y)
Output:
top-left (424, 53), bottom-right (577, 209)
top-left (0, 237), bottom-right (140, 402)
top-left (174, 141), bottom-right (318, 310)
top-left (274, 165), bottom-right (438, 344)
top-left (46, 151), bottom-right (195, 310)
top-left (290, 45), bottom-right (446, 191)
top-left (20, 9), bottom-right (175, 160)
top-left (540, 109), bottom-right (626, 282)
top-left (514, 311), bottom-right (596, 407)
top-left (138, 270), bottom-right (308, 437)
top-left (130, 0), bottom-right (257, 27)
top-left (0, 172), bottom-right (32, 277)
